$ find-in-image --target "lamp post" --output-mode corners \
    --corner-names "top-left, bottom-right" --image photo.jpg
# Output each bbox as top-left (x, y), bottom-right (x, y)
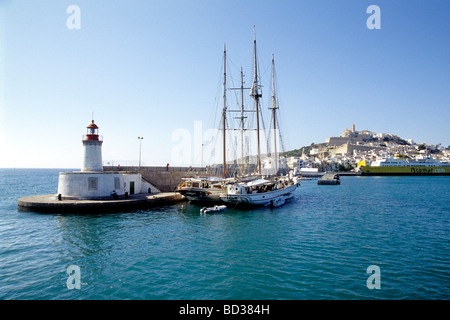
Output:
top-left (138, 137), bottom-right (143, 169)
top-left (201, 143), bottom-right (204, 168)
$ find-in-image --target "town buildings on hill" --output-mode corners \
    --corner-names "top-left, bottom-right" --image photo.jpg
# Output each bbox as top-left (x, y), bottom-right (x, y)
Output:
top-left (283, 124), bottom-right (450, 174)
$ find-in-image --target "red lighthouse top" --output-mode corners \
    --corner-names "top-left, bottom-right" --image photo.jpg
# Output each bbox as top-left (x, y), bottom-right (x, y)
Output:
top-left (85, 120), bottom-right (99, 140)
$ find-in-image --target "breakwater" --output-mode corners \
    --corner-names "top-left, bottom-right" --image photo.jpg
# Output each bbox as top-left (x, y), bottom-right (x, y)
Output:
top-left (18, 192), bottom-right (184, 213)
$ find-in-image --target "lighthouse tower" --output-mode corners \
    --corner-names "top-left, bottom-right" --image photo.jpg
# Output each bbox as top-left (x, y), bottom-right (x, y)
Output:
top-left (82, 120), bottom-right (103, 172)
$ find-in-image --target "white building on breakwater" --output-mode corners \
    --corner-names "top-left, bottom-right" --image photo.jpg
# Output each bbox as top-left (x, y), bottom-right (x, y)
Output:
top-left (57, 120), bottom-right (157, 200)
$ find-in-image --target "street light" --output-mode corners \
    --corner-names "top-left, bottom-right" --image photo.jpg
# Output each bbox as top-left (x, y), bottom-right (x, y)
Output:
top-left (201, 143), bottom-right (204, 168)
top-left (138, 137), bottom-right (144, 169)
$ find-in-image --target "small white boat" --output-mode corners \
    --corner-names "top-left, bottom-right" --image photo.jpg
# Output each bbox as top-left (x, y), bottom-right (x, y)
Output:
top-left (264, 197), bottom-right (286, 208)
top-left (200, 205), bottom-right (227, 214)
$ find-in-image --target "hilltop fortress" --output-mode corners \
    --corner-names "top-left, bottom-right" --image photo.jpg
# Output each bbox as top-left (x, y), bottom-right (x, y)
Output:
top-left (322, 124), bottom-right (412, 157)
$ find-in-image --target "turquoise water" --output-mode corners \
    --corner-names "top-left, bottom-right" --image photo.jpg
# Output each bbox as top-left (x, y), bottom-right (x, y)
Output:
top-left (0, 169), bottom-right (449, 300)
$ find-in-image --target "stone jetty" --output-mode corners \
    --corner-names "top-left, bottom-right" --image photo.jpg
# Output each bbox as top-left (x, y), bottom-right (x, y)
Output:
top-left (18, 192), bottom-right (185, 213)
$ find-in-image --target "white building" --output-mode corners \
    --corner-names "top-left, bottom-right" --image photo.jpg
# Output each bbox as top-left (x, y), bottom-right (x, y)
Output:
top-left (57, 120), bottom-right (157, 200)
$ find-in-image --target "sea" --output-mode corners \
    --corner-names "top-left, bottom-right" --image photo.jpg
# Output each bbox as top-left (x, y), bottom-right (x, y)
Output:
top-left (0, 168), bottom-right (449, 300)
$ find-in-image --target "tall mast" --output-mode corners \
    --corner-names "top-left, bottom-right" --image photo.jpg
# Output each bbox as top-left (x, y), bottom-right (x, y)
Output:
top-left (240, 67), bottom-right (245, 176)
top-left (271, 54), bottom-right (278, 177)
top-left (222, 44), bottom-right (227, 178)
top-left (229, 68), bottom-right (250, 177)
top-left (250, 26), bottom-right (262, 175)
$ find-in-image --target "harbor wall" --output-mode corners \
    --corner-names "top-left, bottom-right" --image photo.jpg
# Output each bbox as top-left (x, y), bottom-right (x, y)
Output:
top-left (103, 163), bottom-right (259, 192)
top-left (103, 166), bottom-right (209, 192)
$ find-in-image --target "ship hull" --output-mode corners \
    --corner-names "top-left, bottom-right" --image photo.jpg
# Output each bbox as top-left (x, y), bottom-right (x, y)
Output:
top-left (220, 184), bottom-right (297, 206)
top-left (177, 187), bottom-right (223, 204)
top-left (361, 166), bottom-right (450, 176)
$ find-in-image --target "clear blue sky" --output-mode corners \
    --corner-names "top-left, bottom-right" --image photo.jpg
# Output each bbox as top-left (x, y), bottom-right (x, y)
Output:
top-left (1, 0), bottom-right (449, 168)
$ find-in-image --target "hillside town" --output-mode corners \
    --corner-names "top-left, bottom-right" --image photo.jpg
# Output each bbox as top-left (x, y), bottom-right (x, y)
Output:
top-left (282, 124), bottom-right (450, 176)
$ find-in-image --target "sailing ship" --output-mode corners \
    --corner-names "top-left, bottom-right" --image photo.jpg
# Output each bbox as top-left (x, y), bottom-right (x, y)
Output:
top-left (177, 27), bottom-right (299, 206)
top-left (176, 44), bottom-right (231, 203)
top-left (219, 28), bottom-right (299, 207)
top-left (221, 176), bottom-right (298, 207)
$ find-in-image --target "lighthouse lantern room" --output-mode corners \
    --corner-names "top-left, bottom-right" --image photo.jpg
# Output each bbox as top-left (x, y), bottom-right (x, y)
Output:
top-left (86, 120), bottom-right (100, 140)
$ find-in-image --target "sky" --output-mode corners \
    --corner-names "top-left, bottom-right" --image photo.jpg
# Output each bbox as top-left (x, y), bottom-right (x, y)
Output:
top-left (0, 0), bottom-right (449, 168)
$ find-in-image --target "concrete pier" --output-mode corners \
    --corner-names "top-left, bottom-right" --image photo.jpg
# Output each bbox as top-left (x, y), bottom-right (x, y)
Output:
top-left (18, 192), bottom-right (185, 213)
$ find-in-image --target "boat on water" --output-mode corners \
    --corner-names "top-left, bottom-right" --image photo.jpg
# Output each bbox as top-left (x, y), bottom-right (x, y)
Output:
top-left (178, 27), bottom-right (298, 206)
top-left (221, 177), bottom-right (299, 206)
top-left (200, 205), bottom-right (227, 214)
top-left (220, 29), bottom-right (298, 207)
top-left (264, 197), bottom-right (285, 208)
top-left (176, 39), bottom-right (238, 204)
top-left (176, 177), bottom-right (226, 203)
top-left (357, 154), bottom-right (450, 176)
top-left (318, 173), bottom-right (340, 185)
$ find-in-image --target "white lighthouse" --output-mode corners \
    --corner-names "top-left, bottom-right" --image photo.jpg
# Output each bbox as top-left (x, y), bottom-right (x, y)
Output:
top-left (56, 119), bottom-right (159, 200)
top-left (82, 120), bottom-right (103, 172)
